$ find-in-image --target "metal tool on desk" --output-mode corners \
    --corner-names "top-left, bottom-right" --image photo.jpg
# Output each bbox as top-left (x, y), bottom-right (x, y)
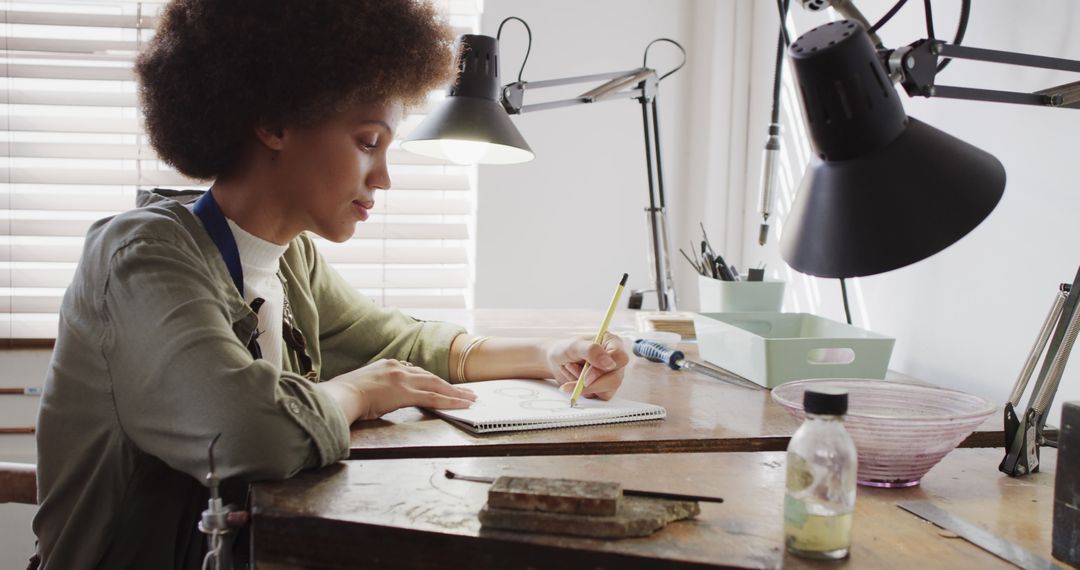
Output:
top-left (1001, 265), bottom-right (1080, 477)
top-left (699, 223), bottom-right (740, 282)
top-left (898, 501), bottom-right (1064, 570)
top-left (633, 339), bottom-right (762, 390)
top-left (199, 434), bottom-right (250, 570)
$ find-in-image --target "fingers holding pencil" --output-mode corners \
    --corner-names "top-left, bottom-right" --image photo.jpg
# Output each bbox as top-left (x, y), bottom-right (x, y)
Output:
top-left (558, 361), bottom-right (625, 400)
top-left (549, 332), bottom-right (628, 399)
top-left (568, 273), bottom-right (628, 406)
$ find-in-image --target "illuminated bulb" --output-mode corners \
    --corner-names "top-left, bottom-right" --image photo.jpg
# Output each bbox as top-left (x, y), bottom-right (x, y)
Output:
top-left (440, 139), bottom-right (490, 165)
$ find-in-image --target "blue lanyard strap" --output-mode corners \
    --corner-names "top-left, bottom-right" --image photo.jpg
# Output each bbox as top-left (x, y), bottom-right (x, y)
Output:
top-left (192, 190), bottom-right (244, 295)
top-left (192, 190), bottom-right (263, 360)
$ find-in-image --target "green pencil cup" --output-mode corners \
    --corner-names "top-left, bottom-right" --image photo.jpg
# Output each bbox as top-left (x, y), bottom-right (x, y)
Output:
top-left (697, 275), bottom-right (785, 312)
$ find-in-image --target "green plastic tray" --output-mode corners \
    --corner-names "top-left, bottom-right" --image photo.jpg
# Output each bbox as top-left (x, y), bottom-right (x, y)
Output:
top-left (692, 312), bottom-right (895, 389)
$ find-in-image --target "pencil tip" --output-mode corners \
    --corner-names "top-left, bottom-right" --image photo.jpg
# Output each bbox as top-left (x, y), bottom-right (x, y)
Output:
top-left (619, 273), bottom-right (628, 286)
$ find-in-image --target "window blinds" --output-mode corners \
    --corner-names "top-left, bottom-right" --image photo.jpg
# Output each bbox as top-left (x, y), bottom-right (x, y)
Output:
top-left (0, 0), bottom-right (480, 340)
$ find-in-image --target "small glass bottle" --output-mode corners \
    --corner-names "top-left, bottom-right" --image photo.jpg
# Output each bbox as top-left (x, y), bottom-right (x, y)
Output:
top-left (783, 388), bottom-right (858, 560)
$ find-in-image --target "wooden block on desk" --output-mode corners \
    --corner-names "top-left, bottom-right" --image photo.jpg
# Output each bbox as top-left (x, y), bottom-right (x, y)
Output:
top-left (479, 495), bottom-right (699, 539)
top-left (489, 476), bottom-right (621, 516)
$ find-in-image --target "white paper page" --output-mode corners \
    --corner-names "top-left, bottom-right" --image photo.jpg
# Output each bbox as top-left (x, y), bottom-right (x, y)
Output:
top-left (434, 379), bottom-right (663, 426)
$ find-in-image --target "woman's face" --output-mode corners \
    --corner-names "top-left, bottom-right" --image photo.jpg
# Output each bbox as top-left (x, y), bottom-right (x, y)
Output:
top-left (275, 100), bottom-right (404, 243)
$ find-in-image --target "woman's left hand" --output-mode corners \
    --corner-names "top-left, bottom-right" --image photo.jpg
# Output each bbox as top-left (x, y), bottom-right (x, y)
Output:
top-left (545, 333), bottom-right (629, 400)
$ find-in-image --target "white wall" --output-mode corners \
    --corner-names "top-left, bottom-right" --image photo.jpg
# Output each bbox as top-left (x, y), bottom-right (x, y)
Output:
top-left (474, 0), bottom-right (692, 310)
top-left (738, 1), bottom-right (1080, 424)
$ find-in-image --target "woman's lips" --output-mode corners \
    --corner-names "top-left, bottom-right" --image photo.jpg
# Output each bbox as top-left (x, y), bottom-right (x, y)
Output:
top-left (352, 200), bottom-right (372, 221)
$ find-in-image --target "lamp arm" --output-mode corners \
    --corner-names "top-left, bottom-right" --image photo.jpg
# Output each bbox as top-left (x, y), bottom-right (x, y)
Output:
top-left (884, 39), bottom-right (1080, 108)
top-left (1030, 270), bottom-right (1080, 435)
top-left (1001, 268), bottom-right (1079, 477)
top-left (501, 68), bottom-right (659, 114)
top-left (498, 65), bottom-right (674, 310)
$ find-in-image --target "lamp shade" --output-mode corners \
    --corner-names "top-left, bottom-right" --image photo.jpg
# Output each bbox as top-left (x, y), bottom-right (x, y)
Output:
top-left (402, 34), bottom-right (534, 165)
top-left (781, 21), bottom-right (1005, 278)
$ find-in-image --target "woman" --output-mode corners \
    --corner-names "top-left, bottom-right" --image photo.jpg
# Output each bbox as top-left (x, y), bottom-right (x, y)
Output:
top-left (31, 1), bottom-right (629, 568)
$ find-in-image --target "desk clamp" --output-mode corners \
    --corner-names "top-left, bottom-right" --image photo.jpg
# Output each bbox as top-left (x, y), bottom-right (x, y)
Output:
top-left (199, 434), bottom-right (249, 570)
top-left (1001, 266), bottom-right (1080, 476)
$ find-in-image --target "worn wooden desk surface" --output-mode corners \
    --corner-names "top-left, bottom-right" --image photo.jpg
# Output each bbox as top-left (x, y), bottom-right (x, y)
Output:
top-left (348, 309), bottom-right (1002, 459)
top-left (252, 448), bottom-right (1057, 569)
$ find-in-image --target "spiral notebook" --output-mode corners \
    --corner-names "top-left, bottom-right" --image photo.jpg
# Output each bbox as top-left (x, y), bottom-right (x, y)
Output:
top-left (430, 379), bottom-right (667, 434)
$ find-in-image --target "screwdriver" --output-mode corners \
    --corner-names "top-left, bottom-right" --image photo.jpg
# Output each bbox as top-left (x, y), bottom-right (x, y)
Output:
top-left (633, 339), bottom-right (763, 390)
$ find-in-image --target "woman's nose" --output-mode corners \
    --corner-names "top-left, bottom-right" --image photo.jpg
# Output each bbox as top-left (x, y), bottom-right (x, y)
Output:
top-left (367, 154), bottom-right (392, 191)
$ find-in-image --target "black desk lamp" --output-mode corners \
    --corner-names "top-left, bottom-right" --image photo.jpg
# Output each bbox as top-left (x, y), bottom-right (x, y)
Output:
top-left (403, 20), bottom-right (685, 311)
top-left (781, 20), bottom-right (1005, 278)
top-left (401, 34), bottom-right (534, 165)
top-left (781, 13), bottom-right (1080, 279)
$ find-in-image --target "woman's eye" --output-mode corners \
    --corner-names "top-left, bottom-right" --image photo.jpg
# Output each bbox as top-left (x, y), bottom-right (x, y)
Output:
top-left (357, 138), bottom-right (379, 151)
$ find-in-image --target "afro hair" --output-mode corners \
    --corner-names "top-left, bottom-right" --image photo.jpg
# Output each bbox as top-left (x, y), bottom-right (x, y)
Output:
top-left (135, 0), bottom-right (455, 180)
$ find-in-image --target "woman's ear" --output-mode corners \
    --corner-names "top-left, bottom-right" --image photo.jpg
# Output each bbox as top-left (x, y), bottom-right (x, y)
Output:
top-left (254, 124), bottom-right (287, 151)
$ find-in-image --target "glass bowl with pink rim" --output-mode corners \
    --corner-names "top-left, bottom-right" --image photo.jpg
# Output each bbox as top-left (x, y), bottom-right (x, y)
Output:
top-left (772, 378), bottom-right (996, 488)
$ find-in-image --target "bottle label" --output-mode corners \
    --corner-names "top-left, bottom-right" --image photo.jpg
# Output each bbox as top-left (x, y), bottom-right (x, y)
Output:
top-left (783, 493), bottom-right (809, 528)
top-left (784, 452), bottom-right (853, 554)
top-left (785, 453), bottom-right (814, 492)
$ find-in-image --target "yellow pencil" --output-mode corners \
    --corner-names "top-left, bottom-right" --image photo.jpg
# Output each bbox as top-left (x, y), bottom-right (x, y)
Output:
top-left (570, 273), bottom-right (628, 407)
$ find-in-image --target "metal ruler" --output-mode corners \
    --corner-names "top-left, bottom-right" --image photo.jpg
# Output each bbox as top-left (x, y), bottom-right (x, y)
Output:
top-left (897, 501), bottom-right (1064, 570)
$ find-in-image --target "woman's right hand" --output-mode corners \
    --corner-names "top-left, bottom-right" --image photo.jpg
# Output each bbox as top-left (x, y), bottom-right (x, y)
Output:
top-left (316, 359), bottom-right (476, 422)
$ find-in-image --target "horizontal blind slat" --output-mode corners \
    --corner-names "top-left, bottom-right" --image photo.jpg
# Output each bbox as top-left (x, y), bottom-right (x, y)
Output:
top-left (0, 142), bottom-right (143, 159)
top-left (0, 89), bottom-right (138, 106)
top-left (0, 168), bottom-right (201, 185)
top-left (4, 191), bottom-right (470, 215)
top-left (4, 37), bottom-right (144, 55)
top-left (312, 241), bottom-right (468, 264)
top-left (4, 116), bottom-right (143, 134)
top-left (0, 168), bottom-right (469, 190)
top-left (383, 294), bottom-right (466, 309)
top-left (4, 11), bottom-right (158, 29)
top-left (326, 266), bottom-right (469, 289)
top-left (0, 292), bottom-right (467, 319)
top-left (0, 236), bottom-right (469, 264)
top-left (0, 314), bottom-right (59, 339)
top-left (0, 142), bottom-right (452, 165)
top-left (0, 216), bottom-right (469, 239)
top-left (2, 63), bottom-right (134, 81)
top-left (0, 264), bottom-right (468, 289)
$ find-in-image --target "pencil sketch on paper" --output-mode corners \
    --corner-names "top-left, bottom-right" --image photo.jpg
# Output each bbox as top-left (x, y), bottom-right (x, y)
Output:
top-left (520, 399), bottom-right (577, 411)
top-left (493, 386), bottom-right (539, 399)
top-left (487, 384), bottom-right (585, 414)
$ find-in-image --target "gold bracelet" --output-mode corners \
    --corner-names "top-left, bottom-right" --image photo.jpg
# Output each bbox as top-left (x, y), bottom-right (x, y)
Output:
top-left (456, 335), bottom-right (490, 383)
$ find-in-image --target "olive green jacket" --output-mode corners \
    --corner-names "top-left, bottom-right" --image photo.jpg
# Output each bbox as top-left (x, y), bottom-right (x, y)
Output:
top-left (33, 189), bottom-right (464, 569)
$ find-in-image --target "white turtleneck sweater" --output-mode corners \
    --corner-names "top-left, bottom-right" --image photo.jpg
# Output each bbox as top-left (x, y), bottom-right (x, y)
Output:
top-left (226, 218), bottom-right (289, 369)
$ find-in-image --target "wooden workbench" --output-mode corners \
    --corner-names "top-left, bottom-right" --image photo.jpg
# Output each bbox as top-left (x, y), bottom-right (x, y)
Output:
top-left (348, 309), bottom-right (1004, 459)
top-left (252, 448), bottom-right (1058, 569)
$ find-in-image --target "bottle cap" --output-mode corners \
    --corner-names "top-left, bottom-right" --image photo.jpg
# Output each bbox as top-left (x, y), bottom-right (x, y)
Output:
top-left (803, 388), bottom-right (848, 415)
